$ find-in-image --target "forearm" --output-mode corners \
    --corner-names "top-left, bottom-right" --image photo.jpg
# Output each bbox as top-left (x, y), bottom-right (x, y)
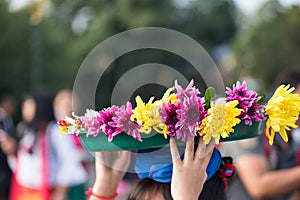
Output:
top-left (255, 167), bottom-right (300, 198)
top-left (236, 155), bottom-right (300, 199)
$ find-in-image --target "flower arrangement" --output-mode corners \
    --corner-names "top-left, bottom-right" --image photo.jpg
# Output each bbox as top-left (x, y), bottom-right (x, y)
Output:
top-left (58, 80), bottom-right (300, 145)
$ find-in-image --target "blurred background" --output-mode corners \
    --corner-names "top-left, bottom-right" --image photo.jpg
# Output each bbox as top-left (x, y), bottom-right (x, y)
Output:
top-left (0, 0), bottom-right (300, 199)
top-left (1, 0), bottom-right (299, 107)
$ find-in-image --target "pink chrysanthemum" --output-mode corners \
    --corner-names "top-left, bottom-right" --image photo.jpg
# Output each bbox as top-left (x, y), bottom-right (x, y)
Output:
top-left (176, 93), bottom-right (206, 141)
top-left (79, 110), bottom-right (102, 136)
top-left (81, 117), bottom-right (102, 136)
top-left (159, 101), bottom-right (180, 137)
top-left (226, 81), bottom-right (266, 125)
top-left (242, 98), bottom-right (266, 125)
top-left (97, 106), bottom-right (122, 141)
top-left (111, 102), bottom-right (142, 142)
top-left (172, 80), bottom-right (207, 141)
top-left (175, 80), bottom-right (200, 103)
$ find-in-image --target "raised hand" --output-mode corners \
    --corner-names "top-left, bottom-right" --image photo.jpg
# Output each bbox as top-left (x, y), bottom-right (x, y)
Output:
top-left (92, 151), bottom-right (131, 199)
top-left (170, 137), bottom-right (214, 200)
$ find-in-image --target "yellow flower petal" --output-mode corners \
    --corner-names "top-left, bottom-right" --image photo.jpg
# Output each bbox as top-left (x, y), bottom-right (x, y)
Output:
top-left (265, 85), bottom-right (300, 145)
top-left (199, 100), bottom-right (242, 144)
top-left (59, 126), bottom-right (68, 134)
top-left (131, 96), bottom-right (165, 135)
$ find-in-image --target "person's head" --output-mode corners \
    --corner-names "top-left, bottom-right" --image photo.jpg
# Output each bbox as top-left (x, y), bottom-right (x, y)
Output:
top-left (21, 92), bottom-right (54, 131)
top-left (53, 88), bottom-right (73, 120)
top-left (274, 68), bottom-right (300, 94)
top-left (128, 171), bottom-right (226, 200)
top-left (131, 147), bottom-right (227, 200)
top-left (0, 94), bottom-right (16, 116)
top-left (128, 178), bottom-right (171, 200)
top-left (274, 68), bottom-right (300, 126)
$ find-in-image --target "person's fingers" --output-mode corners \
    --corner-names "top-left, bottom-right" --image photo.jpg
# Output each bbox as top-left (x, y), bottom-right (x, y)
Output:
top-left (120, 151), bottom-right (131, 162)
top-left (184, 137), bottom-right (194, 162)
top-left (95, 151), bottom-right (105, 163)
top-left (195, 137), bottom-right (215, 159)
top-left (195, 137), bottom-right (205, 159)
top-left (170, 137), bottom-right (181, 166)
top-left (196, 146), bottom-right (214, 168)
top-left (114, 151), bottom-right (131, 171)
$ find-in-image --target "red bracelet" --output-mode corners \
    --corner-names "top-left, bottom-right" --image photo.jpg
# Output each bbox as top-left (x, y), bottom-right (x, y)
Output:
top-left (85, 188), bottom-right (118, 200)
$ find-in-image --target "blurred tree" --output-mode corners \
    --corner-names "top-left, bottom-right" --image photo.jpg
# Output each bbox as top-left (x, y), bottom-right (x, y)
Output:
top-left (0, 0), bottom-right (237, 104)
top-left (0, 1), bottom-right (31, 98)
top-left (177, 0), bottom-right (237, 51)
top-left (232, 0), bottom-right (300, 91)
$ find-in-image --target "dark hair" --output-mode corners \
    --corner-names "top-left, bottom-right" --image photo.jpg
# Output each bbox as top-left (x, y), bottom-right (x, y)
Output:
top-left (273, 68), bottom-right (300, 89)
top-left (0, 94), bottom-right (16, 105)
top-left (127, 178), bottom-right (172, 200)
top-left (26, 92), bottom-right (55, 132)
top-left (128, 171), bottom-right (226, 200)
top-left (199, 172), bottom-right (226, 200)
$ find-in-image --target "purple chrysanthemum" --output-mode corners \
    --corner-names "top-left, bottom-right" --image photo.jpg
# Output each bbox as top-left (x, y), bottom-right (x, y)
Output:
top-left (79, 110), bottom-right (102, 136)
top-left (159, 101), bottom-right (180, 137)
top-left (111, 102), bottom-right (142, 142)
top-left (226, 81), bottom-right (266, 125)
top-left (81, 117), bottom-right (102, 136)
top-left (175, 80), bottom-right (200, 103)
top-left (242, 98), bottom-right (266, 125)
top-left (97, 106), bottom-right (122, 141)
top-left (175, 93), bottom-right (206, 141)
top-left (172, 80), bottom-right (207, 141)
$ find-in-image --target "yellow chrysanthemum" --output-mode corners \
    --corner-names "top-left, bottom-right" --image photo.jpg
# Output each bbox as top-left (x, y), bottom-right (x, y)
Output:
top-left (198, 100), bottom-right (242, 144)
top-left (265, 85), bottom-right (300, 145)
top-left (160, 87), bottom-right (178, 105)
top-left (131, 96), bottom-right (165, 134)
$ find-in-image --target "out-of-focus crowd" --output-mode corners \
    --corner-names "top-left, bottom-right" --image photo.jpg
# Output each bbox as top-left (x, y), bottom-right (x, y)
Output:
top-left (0, 89), bottom-right (91, 200)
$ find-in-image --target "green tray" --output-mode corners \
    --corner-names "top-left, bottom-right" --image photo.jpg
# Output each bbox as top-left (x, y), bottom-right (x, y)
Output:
top-left (79, 121), bottom-right (265, 151)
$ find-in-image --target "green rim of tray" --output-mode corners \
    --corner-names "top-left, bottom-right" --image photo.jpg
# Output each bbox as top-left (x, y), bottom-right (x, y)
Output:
top-left (78, 121), bottom-right (265, 151)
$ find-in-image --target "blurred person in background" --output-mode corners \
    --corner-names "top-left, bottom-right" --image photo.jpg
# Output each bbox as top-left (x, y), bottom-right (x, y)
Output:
top-left (220, 68), bottom-right (300, 200)
top-left (53, 89), bottom-right (86, 156)
top-left (0, 92), bottom-right (87, 200)
top-left (0, 94), bottom-right (16, 200)
top-left (53, 88), bottom-right (89, 198)
top-left (53, 88), bottom-right (134, 197)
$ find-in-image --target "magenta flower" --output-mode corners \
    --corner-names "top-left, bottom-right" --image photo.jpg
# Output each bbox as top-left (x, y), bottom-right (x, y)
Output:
top-left (111, 102), bottom-right (142, 142)
top-left (97, 106), bottom-right (123, 141)
top-left (176, 93), bottom-right (206, 141)
top-left (175, 80), bottom-right (200, 103)
top-left (79, 110), bottom-right (102, 136)
top-left (242, 98), bottom-right (266, 125)
top-left (81, 117), bottom-right (102, 137)
top-left (169, 80), bottom-right (207, 141)
top-left (226, 81), bottom-right (266, 125)
top-left (159, 101), bottom-right (180, 137)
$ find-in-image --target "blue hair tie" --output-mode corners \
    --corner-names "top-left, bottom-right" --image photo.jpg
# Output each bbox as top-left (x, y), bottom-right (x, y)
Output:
top-left (135, 148), bottom-right (221, 183)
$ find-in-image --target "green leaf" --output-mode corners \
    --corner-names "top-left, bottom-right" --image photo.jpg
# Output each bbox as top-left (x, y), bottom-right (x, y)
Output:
top-left (257, 94), bottom-right (266, 105)
top-left (204, 87), bottom-right (216, 109)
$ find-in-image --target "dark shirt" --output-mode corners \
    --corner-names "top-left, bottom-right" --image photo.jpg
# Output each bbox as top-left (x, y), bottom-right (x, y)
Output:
top-left (221, 133), bottom-right (298, 200)
top-left (0, 110), bottom-right (15, 200)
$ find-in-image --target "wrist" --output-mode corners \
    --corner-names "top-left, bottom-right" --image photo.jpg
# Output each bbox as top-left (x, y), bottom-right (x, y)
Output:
top-left (86, 188), bottom-right (118, 200)
top-left (92, 182), bottom-right (118, 197)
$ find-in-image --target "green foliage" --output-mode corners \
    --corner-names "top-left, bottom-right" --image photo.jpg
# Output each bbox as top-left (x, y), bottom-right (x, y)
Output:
top-left (204, 87), bottom-right (216, 109)
top-left (232, 1), bottom-right (300, 91)
top-left (0, 0), bottom-right (237, 102)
